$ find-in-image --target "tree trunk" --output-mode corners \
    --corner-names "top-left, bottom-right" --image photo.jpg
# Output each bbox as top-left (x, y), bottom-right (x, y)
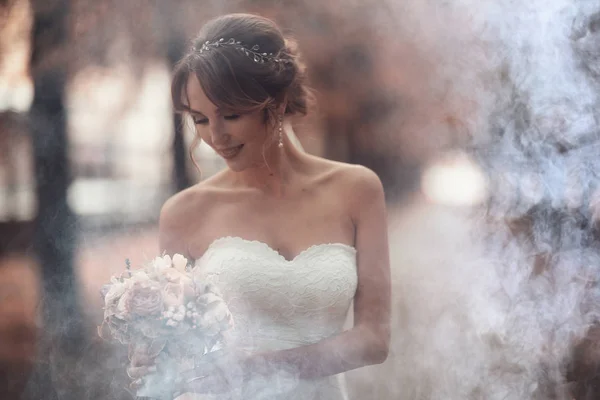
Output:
top-left (29, 2), bottom-right (86, 397)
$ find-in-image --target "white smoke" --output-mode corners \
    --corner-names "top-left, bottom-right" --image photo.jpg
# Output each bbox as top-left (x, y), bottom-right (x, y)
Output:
top-left (349, 1), bottom-right (600, 399)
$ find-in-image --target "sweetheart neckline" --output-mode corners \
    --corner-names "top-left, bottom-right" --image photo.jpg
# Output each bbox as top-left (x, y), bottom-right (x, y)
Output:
top-left (197, 236), bottom-right (357, 263)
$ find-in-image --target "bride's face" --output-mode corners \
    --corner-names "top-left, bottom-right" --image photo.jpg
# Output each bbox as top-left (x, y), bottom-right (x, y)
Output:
top-left (185, 75), bottom-right (276, 171)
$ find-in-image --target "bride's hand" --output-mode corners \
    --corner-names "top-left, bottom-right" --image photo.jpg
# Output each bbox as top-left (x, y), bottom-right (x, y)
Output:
top-left (180, 349), bottom-right (248, 394)
top-left (127, 341), bottom-right (162, 388)
top-left (127, 354), bottom-right (157, 389)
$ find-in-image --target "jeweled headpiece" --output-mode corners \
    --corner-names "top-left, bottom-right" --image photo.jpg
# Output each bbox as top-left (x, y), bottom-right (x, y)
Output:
top-left (196, 38), bottom-right (285, 64)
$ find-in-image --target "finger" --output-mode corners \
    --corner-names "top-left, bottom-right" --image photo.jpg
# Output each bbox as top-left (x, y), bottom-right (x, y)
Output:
top-left (130, 378), bottom-right (145, 390)
top-left (130, 353), bottom-right (154, 368)
top-left (128, 342), bottom-right (149, 360)
top-left (147, 338), bottom-right (167, 358)
top-left (127, 364), bottom-right (157, 380)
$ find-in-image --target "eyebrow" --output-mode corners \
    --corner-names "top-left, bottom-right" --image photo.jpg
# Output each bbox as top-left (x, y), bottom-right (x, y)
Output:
top-left (188, 109), bottom-right (207, 116)
top-left (189, 108), bottom-right (237, 117)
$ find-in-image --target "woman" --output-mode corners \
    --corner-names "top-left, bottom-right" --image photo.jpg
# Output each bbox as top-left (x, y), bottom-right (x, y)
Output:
top-left (135, 13), bottom-right (390, 399)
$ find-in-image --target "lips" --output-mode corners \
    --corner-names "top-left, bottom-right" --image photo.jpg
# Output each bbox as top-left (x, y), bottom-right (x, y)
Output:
top-left (218, 144), bottom-right (244, 159)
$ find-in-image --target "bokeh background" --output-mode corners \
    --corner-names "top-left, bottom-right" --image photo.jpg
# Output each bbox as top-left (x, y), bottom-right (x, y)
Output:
top-left (1, 0), bottom-right (600, 399)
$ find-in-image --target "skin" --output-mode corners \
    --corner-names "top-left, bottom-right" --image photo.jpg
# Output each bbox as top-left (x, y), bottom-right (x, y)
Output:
top-left (131, 74), bottom-right (391, 394)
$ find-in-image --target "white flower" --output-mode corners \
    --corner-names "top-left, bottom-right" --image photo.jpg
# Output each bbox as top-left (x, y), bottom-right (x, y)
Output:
top-left (151, 255), bottom-right (172, 273)
top-left (163, 268), bottom-right (190, 284)
top-left (197, 299), bottom-right (232, 336)
top-left (192, 280), bottom-right (223, 298)
top-left (129, 270), bottom-right (151, 285)
top-left (173, 314), bottom-right (184, 322)
top-left (162, 282), bottom-right (186, 309)
top-left (172, 253), bottom-right (188, 272)
top-left (104, 281), bottom-right (127, 308)
top-left (115, 291), bottom-right (131, 319)
top-left (196, 292), bottom-right (222, 307)
top-left (110, 276), bottom-right (122, 285)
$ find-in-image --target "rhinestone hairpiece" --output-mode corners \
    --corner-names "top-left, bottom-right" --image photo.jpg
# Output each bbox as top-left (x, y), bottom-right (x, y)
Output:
top-left (197, 38), bottom-right (284, 64)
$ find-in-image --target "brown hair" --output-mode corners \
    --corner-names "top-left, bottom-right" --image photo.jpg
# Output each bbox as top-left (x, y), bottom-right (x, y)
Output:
top-left (171, 13), bottom-right (311, 168)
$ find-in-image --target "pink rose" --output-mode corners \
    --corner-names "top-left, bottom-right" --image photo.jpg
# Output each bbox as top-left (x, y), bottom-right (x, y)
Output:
top-left (125, 282), bottom-right (164, 317)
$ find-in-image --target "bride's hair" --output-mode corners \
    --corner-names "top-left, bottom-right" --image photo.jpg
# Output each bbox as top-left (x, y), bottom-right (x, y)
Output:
top-left (171, 13), bottom-right (312, 168)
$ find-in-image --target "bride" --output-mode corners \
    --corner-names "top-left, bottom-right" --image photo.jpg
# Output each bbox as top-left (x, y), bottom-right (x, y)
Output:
top-left (131, 12), bottom-right (390, 400)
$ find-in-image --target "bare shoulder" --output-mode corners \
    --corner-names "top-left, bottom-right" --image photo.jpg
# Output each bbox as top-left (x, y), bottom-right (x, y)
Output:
top-left (159, 187), bottom-right (200, 231)
top-left (341, 163), bottom-right (384, 194)
top-left (160, 170), bottom-right (230, 222)
top-left (311, 157), bottom-right (385, 204)
top-left (338, 164), bottom-right (385, 219)
top-left (158, 175), bottom-right (225, 255)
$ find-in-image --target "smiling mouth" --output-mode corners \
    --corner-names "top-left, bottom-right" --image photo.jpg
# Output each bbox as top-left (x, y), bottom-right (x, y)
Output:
top-left (219, 144), bottom-right (244, 159)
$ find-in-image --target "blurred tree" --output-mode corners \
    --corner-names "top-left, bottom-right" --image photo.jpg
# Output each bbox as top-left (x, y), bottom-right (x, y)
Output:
top-left (29, 1), bottom-right (85, 398)
top-left (156, 1), bottom-right (192, 192)
top-left (0, 220), bottom-right (38, 400)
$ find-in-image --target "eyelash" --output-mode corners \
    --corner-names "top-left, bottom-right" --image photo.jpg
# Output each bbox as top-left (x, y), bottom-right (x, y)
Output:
top-left (193, 114), bottom-right (241, 125)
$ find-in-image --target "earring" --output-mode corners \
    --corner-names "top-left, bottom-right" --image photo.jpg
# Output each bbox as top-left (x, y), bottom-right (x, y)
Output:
top-left (278, 115), bottom-right (284, 148)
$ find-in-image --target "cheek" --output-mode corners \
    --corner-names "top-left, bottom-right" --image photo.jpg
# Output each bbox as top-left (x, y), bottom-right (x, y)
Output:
top-left (195, 126), bottom-right (212, 145)
top-left (240, 120), bottom-right (270, 142)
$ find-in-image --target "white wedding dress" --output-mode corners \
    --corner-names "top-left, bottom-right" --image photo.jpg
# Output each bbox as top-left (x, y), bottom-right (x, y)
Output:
top-left (184, 236), bottom-right (358, 400)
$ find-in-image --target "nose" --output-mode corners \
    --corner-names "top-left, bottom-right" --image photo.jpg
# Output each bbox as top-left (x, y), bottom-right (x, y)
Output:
top-left (209, 120), bottom-right (229, 146)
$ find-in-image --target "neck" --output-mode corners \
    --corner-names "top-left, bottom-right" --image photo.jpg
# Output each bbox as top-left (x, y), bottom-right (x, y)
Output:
top-left (232, 122), bottom-right (302, 196)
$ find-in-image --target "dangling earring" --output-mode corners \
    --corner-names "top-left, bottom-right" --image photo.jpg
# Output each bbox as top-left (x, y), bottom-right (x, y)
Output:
top-left (278, 115), bottom-right (284, 148)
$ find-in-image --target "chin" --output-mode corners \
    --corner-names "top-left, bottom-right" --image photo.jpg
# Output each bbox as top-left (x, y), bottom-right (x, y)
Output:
top-left (223, 152), bottom-right (266, 172)
top-left (224, 158), bottom-right (249, 172)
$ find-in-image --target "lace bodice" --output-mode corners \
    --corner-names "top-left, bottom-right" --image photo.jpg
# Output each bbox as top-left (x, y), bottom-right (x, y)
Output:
top-left (190, 236), bottom-right (358, 400)
top-left (194, 236), bottom-right (357, 349)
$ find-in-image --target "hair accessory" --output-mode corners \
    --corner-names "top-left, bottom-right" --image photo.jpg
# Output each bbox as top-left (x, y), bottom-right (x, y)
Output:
top-left (197, 38), bottom-right (285, 64)
top-left (278, 115), bottom-right (284, 148)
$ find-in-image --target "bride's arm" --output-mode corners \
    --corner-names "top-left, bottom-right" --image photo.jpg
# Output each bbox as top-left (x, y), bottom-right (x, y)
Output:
top-left (242, 166), bottom-right (391, 380)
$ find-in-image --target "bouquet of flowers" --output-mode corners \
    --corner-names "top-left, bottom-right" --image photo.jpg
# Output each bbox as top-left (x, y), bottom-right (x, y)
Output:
top-left (98, 254), bottom-right (233, 399)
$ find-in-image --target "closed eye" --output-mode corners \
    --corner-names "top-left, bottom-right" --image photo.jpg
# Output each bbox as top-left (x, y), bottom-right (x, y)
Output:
top-left (192, 117), bottom-right (208, 125)
top-left (191, 114), bottom-right (240, 125)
